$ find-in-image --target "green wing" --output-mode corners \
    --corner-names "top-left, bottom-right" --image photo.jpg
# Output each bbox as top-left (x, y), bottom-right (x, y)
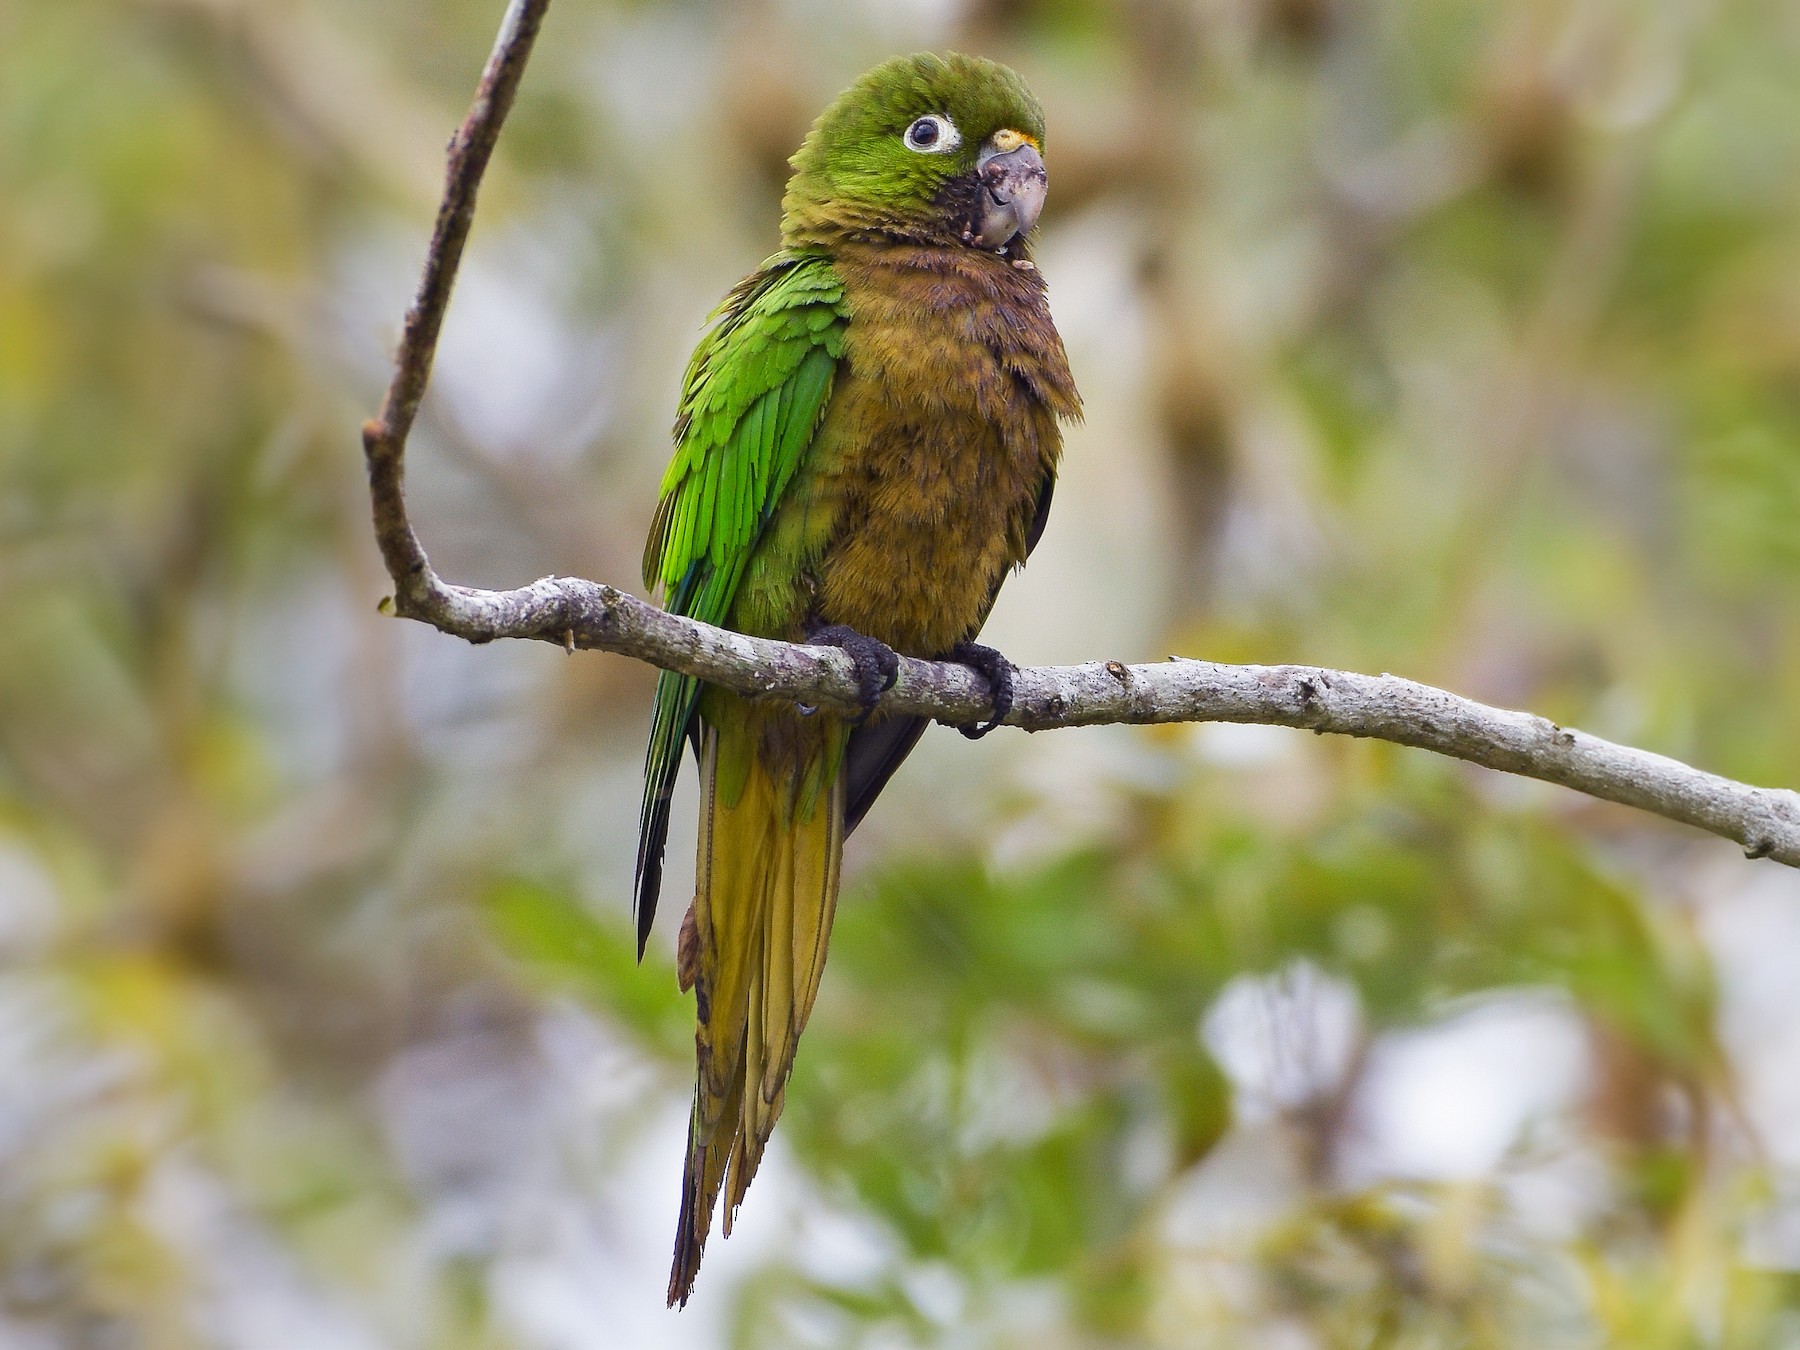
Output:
top-left (634, 254), bottom-right (848, 955)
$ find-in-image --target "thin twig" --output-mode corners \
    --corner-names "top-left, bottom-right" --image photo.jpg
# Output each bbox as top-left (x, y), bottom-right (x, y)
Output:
top-left (360, 0), bottom-right (1800, 873)
top-left (361, 0), bottom-right (548, 605)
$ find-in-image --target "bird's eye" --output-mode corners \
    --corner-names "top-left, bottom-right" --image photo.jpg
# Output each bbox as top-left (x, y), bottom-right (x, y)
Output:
top-left (903, 114), bottom-right (960, 155)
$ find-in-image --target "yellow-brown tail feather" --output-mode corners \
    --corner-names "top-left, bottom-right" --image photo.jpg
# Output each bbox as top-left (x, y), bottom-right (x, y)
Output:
top-left (667, 712), bottom-right (846, 1308)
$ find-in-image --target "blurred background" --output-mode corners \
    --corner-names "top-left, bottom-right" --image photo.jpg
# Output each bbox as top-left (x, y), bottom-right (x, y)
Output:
top-left (5, 0), bottom-right (1800, 1344)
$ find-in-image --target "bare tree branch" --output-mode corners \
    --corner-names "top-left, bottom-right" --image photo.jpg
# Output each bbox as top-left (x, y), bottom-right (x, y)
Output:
top-left (361, 0), bottom-right (547, 603)
top-left (361, 0), bottom-right (1800, 872)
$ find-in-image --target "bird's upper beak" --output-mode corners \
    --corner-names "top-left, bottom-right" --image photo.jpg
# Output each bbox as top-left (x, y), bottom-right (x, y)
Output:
top-left (971, 130), bottom-right (1047, 251)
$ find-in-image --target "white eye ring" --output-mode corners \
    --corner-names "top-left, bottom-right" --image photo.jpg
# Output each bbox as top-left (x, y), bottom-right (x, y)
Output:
top-left (902, 114), bottom-right (960, 155)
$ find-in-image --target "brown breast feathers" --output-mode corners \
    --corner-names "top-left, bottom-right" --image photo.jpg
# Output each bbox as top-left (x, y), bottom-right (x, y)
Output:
top-left (811, 242), bottom-right (1080, 657)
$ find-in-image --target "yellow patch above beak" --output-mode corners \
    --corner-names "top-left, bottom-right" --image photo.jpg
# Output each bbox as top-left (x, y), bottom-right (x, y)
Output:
top-left (989, 128), bottom-right (1040, 154)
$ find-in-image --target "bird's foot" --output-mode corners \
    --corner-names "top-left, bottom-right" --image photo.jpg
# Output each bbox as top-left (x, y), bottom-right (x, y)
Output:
top-left (807, 623), bottom-right (900, 723)
top-left (950, 641), bottom-right (1015, 739)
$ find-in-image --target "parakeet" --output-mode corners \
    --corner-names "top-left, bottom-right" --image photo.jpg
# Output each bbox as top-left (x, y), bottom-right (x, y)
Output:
top-left (636, 51), bottom-right (1080, 1306)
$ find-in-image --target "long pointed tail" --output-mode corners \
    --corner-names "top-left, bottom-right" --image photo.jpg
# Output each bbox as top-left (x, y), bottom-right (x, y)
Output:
top-left (667, 706), bottom-right (845, 1307)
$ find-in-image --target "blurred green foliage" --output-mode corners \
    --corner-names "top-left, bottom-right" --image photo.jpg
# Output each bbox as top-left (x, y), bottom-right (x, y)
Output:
top-left (5, 0), bottom-right (1800, 1346)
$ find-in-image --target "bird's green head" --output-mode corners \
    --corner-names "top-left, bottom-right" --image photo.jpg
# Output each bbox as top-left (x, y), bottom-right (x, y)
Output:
top-left (782, 53), bottom-right (1050, 254)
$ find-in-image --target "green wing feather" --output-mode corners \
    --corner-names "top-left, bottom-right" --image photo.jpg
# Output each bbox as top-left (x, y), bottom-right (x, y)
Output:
top-left (634, 254), bottom-right (849, 955)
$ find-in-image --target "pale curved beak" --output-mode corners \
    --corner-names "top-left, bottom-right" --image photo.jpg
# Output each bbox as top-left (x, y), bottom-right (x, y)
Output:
top-left (972, 140), bottom-right (1047, 250)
